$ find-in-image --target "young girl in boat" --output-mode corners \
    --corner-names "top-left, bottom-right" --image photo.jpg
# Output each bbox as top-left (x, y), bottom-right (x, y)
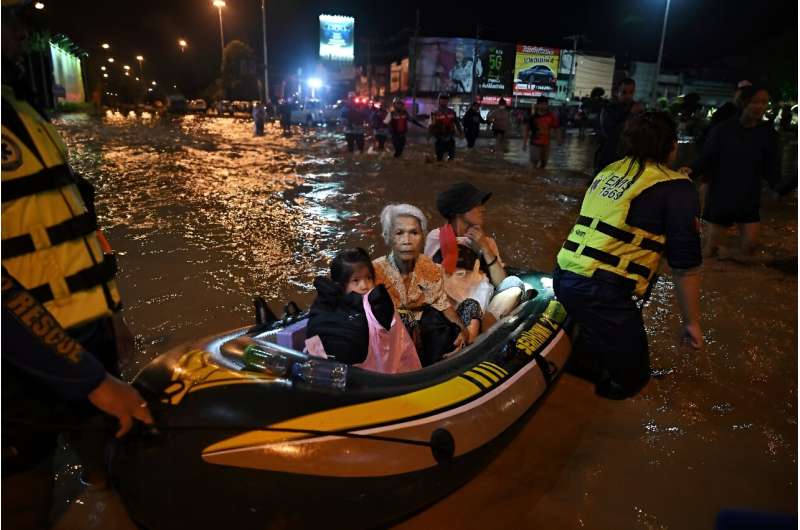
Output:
top-left (305, 248), bottom-right (421, 374)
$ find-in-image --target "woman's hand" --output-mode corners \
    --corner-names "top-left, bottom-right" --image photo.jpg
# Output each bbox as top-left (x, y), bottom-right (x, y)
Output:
top-left (465, 225), bottom-right (489, 252)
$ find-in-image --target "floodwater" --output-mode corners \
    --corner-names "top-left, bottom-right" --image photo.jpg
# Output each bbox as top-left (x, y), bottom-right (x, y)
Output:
top-left (53, 111), bottom-right (796, 529)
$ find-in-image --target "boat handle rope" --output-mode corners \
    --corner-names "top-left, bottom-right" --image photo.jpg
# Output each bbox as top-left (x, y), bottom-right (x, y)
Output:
top-left (4, 417), bottom-right (457, 464)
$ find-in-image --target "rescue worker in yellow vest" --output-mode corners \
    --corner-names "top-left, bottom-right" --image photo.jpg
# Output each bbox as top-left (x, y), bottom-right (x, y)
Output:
top-left (2, 3), bottom-right (152, 528)
top-left (554, 112), bottom-right (703, 399)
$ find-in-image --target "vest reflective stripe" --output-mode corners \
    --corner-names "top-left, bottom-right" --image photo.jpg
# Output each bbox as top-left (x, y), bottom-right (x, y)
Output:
top-left (28, 256), bottom-right (117, 304)
top-left (574, 215), bottom-right (665, 253)
top-left (2, 211), bottom-right (97, 258)
top-left (557, 158), bottom-right (689, 297)
top-left (2, 85), bottom-right (120, 329)
top-left (1, 164), bottom-right (75, 203)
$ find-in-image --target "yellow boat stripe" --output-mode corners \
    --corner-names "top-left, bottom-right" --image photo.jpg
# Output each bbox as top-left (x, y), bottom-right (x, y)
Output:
top-left (478, 362), bottom-right (506, 379)
top-left (483, 361), bottom-right (508, 376)
top-left (463, 370), bottom-right (493, 388)
top-left (472, 366), bottom-right (500, 383)
top-left (204, 376), bottom-right (481, 453)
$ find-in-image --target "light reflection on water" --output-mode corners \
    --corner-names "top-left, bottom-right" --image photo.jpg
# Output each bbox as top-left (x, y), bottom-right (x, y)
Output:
top-left (53, 113), bottom-right (796, 529)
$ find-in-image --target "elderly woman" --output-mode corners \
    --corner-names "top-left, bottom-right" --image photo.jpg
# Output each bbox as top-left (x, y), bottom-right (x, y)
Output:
top-left (373, 204), bottom-right (469, 366)
top-left (424, 182), bottom-right (524, 336)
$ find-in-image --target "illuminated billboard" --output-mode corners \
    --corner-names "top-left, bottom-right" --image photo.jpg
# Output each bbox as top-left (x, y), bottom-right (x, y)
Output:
top-left (50, 42), bottom-right (85, 102)
top-left (513, 45), bottom-right (560, 96)
top-left (319, 14), bottom-right (354, 62)
top-left (476, 41), bottom-right (515, 94)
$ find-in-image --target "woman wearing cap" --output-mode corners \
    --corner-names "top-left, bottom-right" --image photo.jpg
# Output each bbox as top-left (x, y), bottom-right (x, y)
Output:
top-left (373, 204), bottom-right (470, 366)
top-left (425, 183), bottom-right (525, 338)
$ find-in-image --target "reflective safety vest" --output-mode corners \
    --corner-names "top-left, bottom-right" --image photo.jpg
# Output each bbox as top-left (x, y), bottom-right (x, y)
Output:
top-left (390, 110), bottom-right (408, 135)
top-left (430, 108), bottom-right (457, 136)
top-left (556, 157), bottom-right (689, 298)
top-left (1, 85), bottom-right (121, 329)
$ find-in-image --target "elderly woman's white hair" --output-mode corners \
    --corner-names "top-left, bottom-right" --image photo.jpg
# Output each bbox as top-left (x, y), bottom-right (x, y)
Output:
top-left (380, 204), bottom-right (428, 245)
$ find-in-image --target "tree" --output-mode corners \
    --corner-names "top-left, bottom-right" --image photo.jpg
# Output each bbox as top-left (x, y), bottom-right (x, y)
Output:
top-left (221, 40), bottom-right (259, 101)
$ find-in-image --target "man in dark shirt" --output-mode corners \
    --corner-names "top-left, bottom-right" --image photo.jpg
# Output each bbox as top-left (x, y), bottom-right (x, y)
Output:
top-left (695, 80), bottom-right (751, 147)
top-left (461, 101), bottom-right (484, 148)
top-left (686, 85), bottom-right (780, 257)
top-left (594, 78), bottom-right (643, 173)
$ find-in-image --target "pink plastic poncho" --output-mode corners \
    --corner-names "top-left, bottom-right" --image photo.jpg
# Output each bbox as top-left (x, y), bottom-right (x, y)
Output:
top-left (357, 290), bottom-right (421, 374)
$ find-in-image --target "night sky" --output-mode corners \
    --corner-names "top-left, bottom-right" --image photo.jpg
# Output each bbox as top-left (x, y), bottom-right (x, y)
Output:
top-left (36, 0), bottom-right (796, 94)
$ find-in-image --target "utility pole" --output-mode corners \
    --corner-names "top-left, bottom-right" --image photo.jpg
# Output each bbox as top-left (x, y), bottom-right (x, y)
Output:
top-left (261, 0), bottom-right (269, 102)
top-left (652, 0), bottom-right (671, 108)
top-left (471, 24), bottom-right (479, 100)
top-left (563, 34), bottom-right (587, 100)
top-left (410, 9), bottom-right (420, 117)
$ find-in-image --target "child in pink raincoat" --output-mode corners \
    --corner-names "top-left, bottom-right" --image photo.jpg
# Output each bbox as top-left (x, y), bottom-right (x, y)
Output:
top-left (305, 248), bottom-right (421, 374)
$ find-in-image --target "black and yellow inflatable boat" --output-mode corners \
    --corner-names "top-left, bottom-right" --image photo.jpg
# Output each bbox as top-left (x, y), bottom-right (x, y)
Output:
top-left (112, 271), bottom-right (571, 530)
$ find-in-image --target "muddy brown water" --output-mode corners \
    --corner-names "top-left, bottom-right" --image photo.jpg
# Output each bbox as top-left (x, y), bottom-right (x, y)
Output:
top-left (53, 111), bottom-right (797, 529)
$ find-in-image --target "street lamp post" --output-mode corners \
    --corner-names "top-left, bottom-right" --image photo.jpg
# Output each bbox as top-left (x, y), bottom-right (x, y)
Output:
top-left (213, 0), bottom-right (226, 60)
top-left (178, 39), bottom-right (187, 53)
top-left (136, 55), bottom-right (144, 76)
top-left (651, 0), bottom-right (671, 108)
top-left (261, 0), bottom-right (269, 102)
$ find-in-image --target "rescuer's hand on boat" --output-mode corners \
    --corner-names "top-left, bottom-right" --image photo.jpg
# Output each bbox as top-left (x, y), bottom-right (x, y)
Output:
top-left (88, 375), bottom-right (154, 437)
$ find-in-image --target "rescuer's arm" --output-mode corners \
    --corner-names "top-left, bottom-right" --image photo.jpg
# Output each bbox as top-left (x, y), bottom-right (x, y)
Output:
top-left (662, 180), bottom-right (704, 349)
top-left (1, 269), bottom-right (153, 436)
top-left (673, 267), bottom-right (703, 349)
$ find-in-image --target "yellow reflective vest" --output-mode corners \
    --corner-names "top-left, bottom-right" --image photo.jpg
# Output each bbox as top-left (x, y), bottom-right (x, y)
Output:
top-left (2, 84), bottom-right (121, 329)
top-left (557, 157), bottom-right (690, 298)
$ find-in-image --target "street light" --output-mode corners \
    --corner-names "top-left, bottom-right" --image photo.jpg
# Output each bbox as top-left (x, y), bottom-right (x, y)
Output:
top-left (213, 0), bottom-right (226, 60)
top-left (151, 81), bottom-right (157, 86)
top-left (107, 57), bottom-right (115, 63)
top-left (135, 55), bottom-right (144, 76)
top-left (178, 39), bottom-right (187, 52)
top-left (100, 66), bottom-right (106, 71)
top-left (101, 43), bottom-right (110, 49)
top-left (123, 65), bottom-right (130, 70)
top-left (651, 0), bottom-right (671, 108)
top-left (34, 2), bottom-right (44, 9)
top-left (307, 77), bottom-right (322, 98)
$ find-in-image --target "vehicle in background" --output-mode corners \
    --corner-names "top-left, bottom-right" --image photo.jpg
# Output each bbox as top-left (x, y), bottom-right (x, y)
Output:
top-left (187, 99), bottom-right (208, 113)
top-left (516, 64), bottom-right (555, 85)
top-left (166, 94), bottom-right (188, 114)
top-left (290, 99), bottom-right (326, 125)
top-left (215, 100), bottom-right (234, 116)
top-left (231, 101), bottom-right (252, 114)
top-left (321, 100), bottom-right (345, 127)
top-left (774, 104), bottom-right (798, 130)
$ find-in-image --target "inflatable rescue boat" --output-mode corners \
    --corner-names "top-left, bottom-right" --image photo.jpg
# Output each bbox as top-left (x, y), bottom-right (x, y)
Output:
top-left (112, 270), bottom-right (572, 530)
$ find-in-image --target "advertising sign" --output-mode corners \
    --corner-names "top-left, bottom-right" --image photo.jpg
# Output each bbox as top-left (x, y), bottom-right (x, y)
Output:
top-left (319, 14), bottom-right (354, 62)
top-left (415, 37), bottom-right (476, 94)
top-left (513, 45), bottom-right (560, 96)
top-left (476, 41), bottom-right (515, 94)
top-left (50, 42), bottom-right (85, 102)
top-left (414, 38), bottom-right (515, 95)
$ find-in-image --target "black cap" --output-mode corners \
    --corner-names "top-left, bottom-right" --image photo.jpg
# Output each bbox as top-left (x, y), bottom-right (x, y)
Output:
top-left (436, 182), bottom-right (492, 219)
